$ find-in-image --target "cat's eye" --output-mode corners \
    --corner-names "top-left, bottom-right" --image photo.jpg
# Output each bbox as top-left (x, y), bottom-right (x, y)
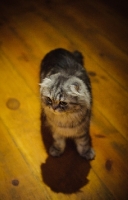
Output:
top-left (46, 97), bottom-right (52, 105)
top-left (59, 101), bottom-right (67, 107)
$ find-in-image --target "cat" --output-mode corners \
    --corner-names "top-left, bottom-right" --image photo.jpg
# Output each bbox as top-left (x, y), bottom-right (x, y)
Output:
top-left (40, 48), bottom-right (95, 160)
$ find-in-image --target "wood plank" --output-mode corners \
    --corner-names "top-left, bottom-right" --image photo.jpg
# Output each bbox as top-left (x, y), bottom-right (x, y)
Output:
top-left (69, 0), bottom-right (128, 54)
top-left (0, 118), bottom-right (50, 200)
top-left (90, 108), bottom-right (128, 199)
top-left (0, 50), bottom-right (70, 200)
top-left (0, 12), bottom-right (72, 95)
top-left (0, 51), bottom-right (47, 174)
top-left (87, 55), bottom-right (128, 140)
top-left (33, 1), bottom-right (128, 90)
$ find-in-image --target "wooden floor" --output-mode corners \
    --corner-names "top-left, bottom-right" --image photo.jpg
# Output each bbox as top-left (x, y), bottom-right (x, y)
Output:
top-left (0, 0), bottom-right (128, 199)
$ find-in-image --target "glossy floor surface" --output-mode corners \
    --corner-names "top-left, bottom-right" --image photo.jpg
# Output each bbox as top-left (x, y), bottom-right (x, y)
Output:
top-left (0, 0), bottom-right (128, 199)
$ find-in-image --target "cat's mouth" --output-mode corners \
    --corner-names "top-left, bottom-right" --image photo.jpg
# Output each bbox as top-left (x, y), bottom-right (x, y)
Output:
top-left (48, 105), bottom-right (66, 114)
top-left (51, 108), bottom-right (64, 113)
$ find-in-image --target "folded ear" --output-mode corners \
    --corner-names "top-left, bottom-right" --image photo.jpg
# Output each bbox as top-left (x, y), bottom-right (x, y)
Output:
top-left (70, 81), bottom-right (91, 108)
top-left (73, 82), bottom-right (80, 92)
top-left (39, 78), bottom-right (52, 89)
top-left (70, 82), bottom-right (82, 96)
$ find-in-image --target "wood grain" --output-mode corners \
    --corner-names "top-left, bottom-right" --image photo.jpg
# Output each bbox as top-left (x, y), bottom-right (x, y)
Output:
top-left (0, 0), bottom-right (128, 199)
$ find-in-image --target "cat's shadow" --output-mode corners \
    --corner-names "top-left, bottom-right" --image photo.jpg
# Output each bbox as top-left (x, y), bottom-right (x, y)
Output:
top-left (40, 113), bottom-right (91, 194)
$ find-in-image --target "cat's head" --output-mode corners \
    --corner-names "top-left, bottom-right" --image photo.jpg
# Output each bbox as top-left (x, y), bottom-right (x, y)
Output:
top-left (40, 73), bottom-right (91, 113)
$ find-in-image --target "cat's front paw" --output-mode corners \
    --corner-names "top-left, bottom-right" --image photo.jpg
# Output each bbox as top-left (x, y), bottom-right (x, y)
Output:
top-left (80, 148), bottom-right (95, 160)
top-left (49, 145), bottom-right (63, 157)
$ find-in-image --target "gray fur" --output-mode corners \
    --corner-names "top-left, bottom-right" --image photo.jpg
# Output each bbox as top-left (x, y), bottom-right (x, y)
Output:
top-left (40, 48), bottom-right (95, 160)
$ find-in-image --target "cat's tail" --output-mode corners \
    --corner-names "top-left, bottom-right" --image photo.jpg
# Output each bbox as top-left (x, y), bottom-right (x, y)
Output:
top-left (73, 51), bottom-right (84, 65)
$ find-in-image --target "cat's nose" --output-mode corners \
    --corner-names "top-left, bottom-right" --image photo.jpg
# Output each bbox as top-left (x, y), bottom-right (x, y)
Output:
top-left (52, 104), bottom-right (59, 111)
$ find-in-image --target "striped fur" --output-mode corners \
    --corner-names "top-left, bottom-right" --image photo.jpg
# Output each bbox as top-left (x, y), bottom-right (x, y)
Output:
top-left (40, 48), bottom-right (95, 160)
